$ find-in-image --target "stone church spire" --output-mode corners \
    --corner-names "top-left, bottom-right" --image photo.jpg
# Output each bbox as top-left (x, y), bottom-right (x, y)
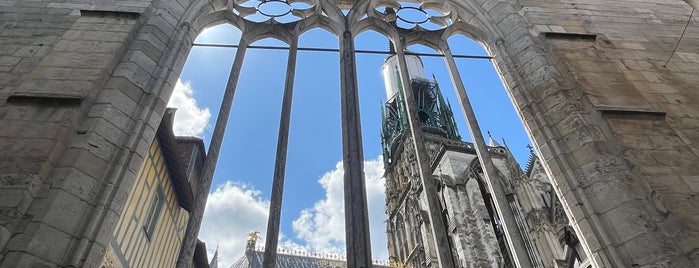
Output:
top-left (209, 245), bottom-right (219, 268)
top-left (380, 56), bottom-right (461, 164)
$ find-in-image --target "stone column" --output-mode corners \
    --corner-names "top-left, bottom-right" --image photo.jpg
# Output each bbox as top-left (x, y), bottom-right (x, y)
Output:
top-left (339, 29), bottom-right (373, 268)
top-left (176, 38), bottom-right (249, 268)
top-left (442, 47), bottom-right (534, 268)
top-left (263, 37), bottom-right (298, 268)
top-left (392, 38), bottom-right (456, 267)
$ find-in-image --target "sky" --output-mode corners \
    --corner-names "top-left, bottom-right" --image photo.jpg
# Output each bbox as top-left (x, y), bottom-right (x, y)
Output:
top-left (167, 21), bottom-right (534, 267)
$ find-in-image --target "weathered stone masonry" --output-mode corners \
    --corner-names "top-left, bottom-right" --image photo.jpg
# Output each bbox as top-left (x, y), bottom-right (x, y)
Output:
top-left (1, 0), bottom-right (698, 267)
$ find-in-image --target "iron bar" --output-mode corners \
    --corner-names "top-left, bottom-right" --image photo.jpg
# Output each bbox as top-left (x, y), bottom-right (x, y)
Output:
top-left (192, 43), bottom-right (492, 59)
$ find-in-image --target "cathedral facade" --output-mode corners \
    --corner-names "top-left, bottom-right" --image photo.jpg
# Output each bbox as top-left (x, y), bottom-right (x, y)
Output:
top-left (381, 54), bottom-right (588, 267)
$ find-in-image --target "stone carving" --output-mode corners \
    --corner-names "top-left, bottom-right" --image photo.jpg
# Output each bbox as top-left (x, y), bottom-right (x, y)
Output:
top-left (233, 0), bottom-right (319, 23)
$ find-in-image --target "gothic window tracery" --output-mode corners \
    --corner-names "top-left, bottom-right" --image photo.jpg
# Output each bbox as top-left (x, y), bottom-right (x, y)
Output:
top-left (233, 0), bottom-right (318, 23)
top-left (396, 213), bottom-right (409, 260)
top-left (181, 0), bottom-right (548, 267)
top-left (371, 1), bottom-right (455, 30)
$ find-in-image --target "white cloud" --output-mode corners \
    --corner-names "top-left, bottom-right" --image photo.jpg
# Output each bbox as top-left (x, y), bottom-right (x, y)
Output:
top-left (199, 181), bottom-right (269, 268)
top-left (200, 157), bottom-right (389, 267)
top-left (167, 79), bottom-right (211, 137)
top-left (291, 157), bottom-right (389, 261)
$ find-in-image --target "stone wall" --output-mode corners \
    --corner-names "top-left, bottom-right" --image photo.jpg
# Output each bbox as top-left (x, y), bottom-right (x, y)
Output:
top-left (514, 0), bottom-right (699, 266)
top-left (0, 0), bottom-right (215, 266)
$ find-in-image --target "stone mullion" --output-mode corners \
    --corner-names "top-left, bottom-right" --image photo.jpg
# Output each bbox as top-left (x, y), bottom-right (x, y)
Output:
top-left (442, 46), bottom-right (535, 268)
top-left (392, 38), bottom-right (456, 268)
top-left (175, 37), bottom-right (250, 268)
top-left (339, 29), bottom-right (373, 268)
top-left (262, 36), bottom-right (298, 268)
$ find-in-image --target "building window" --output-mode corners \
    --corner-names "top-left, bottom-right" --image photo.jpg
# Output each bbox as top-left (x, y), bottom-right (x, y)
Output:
top-left (186, 146), bottom-right (199, 182)
top-left (143, 187), bottom-right (165, 240)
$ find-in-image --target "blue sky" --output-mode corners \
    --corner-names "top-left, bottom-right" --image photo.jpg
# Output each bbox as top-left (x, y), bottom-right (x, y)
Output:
top-left (169, 23), bottom-right (533, 266)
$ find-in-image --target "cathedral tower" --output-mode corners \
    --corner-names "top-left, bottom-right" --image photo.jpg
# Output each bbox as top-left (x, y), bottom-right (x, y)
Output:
top-left (380, 53), bottom-right (587, 268)
top-left (381, 53), bottom-right (517, 267)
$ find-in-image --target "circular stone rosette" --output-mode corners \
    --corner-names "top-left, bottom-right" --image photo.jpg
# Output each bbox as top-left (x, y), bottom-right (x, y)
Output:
top-left (372, 1), bottom-right (455, 30)
top-left (233, 0), bottom-right (318, 23)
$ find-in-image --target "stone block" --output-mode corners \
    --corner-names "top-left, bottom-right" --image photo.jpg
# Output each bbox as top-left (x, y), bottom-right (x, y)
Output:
top-left (87, 104), bottom-right (134, 134)
top-left (573, 218), bottom-right (603, 255)
top-left (654, 102), bottom-right (689, 117)
top-left (647, 175), bottom-right (692, 194)
top-left (600, 202), bottom-right (654, 244)
top-left (35, 189), bottom-right (91, 235)
top-left (6, 222), bottom-right (73, 264)
top-left (0, 173), bottom-right (41, 193)
top-left (0, 138), bottom-right (55, 158)
top-left (658, 193), bottom-right (699, 224)
top-left (605, 114), bottom-right (676, 136)
top-left (65, 30), bottom-right (131, 43)
top-left (623, 149), bottom-right (655, 168)
top-left (616, 134), bottom-right (653, 150)
top-left (129, 39), bottom-right (163, 62)
top-left (56, 148), bottom-right (109, 179)
top-left (156, 10), bottom-right (180, 31)
top-left (80, 117), bottom-right (128, 145)
top-left (506, 34), bottom-right (535, 58)
top-left (676, 52), bottom-right (699, 63)
top-left (497, 14), bottom-right (524, 37)
top-left (127, 154), bottom-right (145, 175)
top-left (0, 155), bottom-right (46, 174)
top-left (67, 68), bottom-right (106, 81)
top-left (94, 87), bottom-right (139, 116)
top-left (53, 40), bottom-right (99, 53)
top-left (50, 167), bottom-right (100, 204)
top-left (72, 22), bottom-right (134, 33)
top-left (27, 67), bottom-right (73, 80)
top-left (0, 119), bottom-right (47, 140)
top-left (126, 49), bottom-right (158, 73)
top-left (83, 241), bottom-right (108, 268)
top-left (135, 25), bottom-right (168, 53)
top-left (568, 142), bottom-right (617, 171)
top-left (0, 251), bottom-right (55, 268)
top-left (109, 187), bottom-right (130, 217)
top-left (618, 232), bottom-right (670, 266)
top-left (681, 176), bottom-right (699, 192)
top-left (652, 148), bottom-right (699, 171)
top-left (15, 79), bottom-right (94, 98)
top-left (0, 225), bottom-right (9, 252)
top-left (0, 56), bottom-right (22, 66)
top-left (112, 61), bottom-right (154, 90)
top-left (10, 57), bottom-right (41, 75)
top-left (13, 45), bottom-right (51, 58)
top-left (0, 189), bottom-right (32, 210)
top-left (94, 41), bottom-right (126, 54)
top-left (583, 180), bottom-right (636, 214)
top-left (146, 14), bottom-right (177, 38)
top-left (133, 136), bottom-right (151, 158)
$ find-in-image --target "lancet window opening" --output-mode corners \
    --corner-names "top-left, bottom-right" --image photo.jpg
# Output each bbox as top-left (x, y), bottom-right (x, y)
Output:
top-left (180, 0), bottom-right (538, 267)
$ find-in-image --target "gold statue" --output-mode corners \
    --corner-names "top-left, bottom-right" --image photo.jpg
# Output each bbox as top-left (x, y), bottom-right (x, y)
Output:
top-left (247, 231), bottom-right (260, 242)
